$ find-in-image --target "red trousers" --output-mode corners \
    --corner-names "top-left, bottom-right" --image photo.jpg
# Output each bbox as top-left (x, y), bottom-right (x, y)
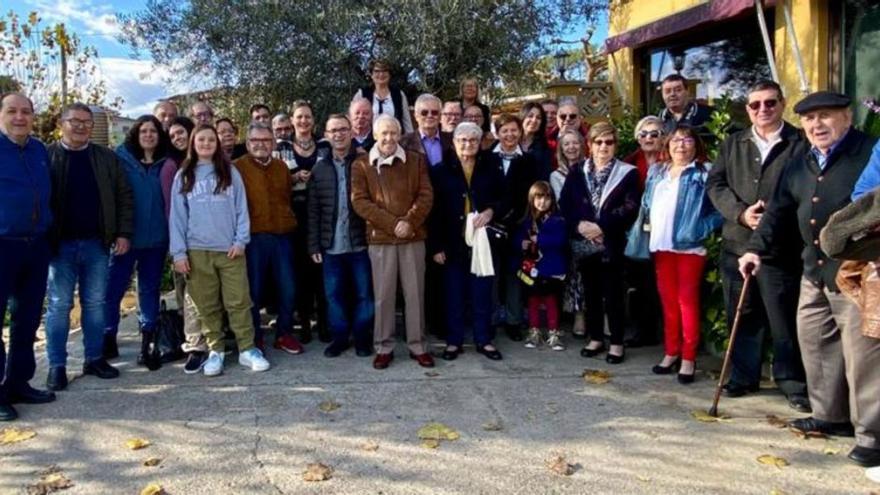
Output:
top-left (653, 251), bottom-right (706, 361)
top-left (528, 293), bottom-right (560, 329)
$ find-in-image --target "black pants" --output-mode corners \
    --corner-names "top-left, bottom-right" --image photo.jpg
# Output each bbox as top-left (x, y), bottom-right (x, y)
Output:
top-left (623, 258), bottom-right (661, 343)
top-left (580, 254), bottom-right (626, 346)
top-left (720, 250), bottom-right (807, 395)
top-left (292, 203), bottom-right (326, 333)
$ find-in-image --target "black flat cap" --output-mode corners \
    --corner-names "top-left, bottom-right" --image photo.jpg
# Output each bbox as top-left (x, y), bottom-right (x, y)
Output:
top-left (794, 91), bottom-right (852, 114)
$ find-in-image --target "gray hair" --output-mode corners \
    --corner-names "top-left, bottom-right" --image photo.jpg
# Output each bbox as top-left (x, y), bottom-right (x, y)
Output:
top-left (634, 115), bottom-right (664, 138)
top-left (453, 121), bottom-right (482, 140)
top-left (247, 122), bottom-right (273, 137)
top-left (414, 93), bottom-right (442, 111)
top-left (373, 114), bottom-right (401, 134)
top-left (349, 96), bottom-right (372, 114)
top-left (61, 102), bottom-right (93, 121)
top-left (271, 113), bottom-right (290, 126)
top-left (557, 97), bottom-right (578, 108)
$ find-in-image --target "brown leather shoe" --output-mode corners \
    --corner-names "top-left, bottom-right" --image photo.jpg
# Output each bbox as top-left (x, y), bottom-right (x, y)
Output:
top-left (409, 352), bottom-right (435, 368)
top-left (373, 352), bottom-right (394, 370)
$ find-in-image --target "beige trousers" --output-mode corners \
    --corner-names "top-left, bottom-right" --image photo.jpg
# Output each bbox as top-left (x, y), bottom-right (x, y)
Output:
top-left (368, 242), bottom-right (427, 355)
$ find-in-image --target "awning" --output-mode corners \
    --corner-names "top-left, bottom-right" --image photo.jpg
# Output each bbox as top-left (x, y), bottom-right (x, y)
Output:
top-left (604, 0), bottom-right (776, 53)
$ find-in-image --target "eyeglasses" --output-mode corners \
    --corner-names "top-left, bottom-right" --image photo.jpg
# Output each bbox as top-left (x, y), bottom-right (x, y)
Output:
top-left (419, 109), bottom-right (440, 117)
top-left (441, 112), bottom-right (461, 118)
top-left (559, 113), bottom-right (579, 121)
top-left (592, 139), bottom-right (616, 147)
top-left (194, 112), bottom-right (213, 119)
top-left (64, 118), bottom-right (94, 129)
top-left (248, 138), bottom-right (274, 144)
top-left (671, 137), bottom-right (696, 146)
top-left (747, 99), bottom-right (779, 111)
top-left (326, 127), bottom-right (351, 134)
top-left (638, 130), bottom-right (661, 139)
top-left (274, 126), bottom-right (293, 133)
top-left (455, 137), bottom-right (479, 145)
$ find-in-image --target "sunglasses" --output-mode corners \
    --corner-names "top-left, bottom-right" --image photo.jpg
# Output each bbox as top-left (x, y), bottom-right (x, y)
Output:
top-left (419, 109), bottom-right (440, 117)
top-left (559, 113), bottom-right (579, 121)
top-left (671, 137), bottom-right (695, 145)
top-left (747, 99), bottom-right (778, 111)
top-left (593, 139), bottom-right (616, 146)
top-left (638, 130), bottom-right (661, 139)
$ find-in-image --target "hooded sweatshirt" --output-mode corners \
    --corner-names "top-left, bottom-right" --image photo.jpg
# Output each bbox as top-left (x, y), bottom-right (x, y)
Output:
top-left (169, 161), bottom-right (250, 261)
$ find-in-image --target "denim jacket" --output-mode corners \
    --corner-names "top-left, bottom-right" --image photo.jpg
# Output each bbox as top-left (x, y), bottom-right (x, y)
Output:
top-left (640, 161), bottom-right (722, 250)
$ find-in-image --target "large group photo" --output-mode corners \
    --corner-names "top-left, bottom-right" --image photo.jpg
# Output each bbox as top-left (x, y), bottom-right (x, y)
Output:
top-left (2, 0), bottom-right (880, 494)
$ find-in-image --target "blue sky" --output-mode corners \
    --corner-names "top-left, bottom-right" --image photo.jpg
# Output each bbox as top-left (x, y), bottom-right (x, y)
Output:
top-left (5, 1), bottom-right (608, 117)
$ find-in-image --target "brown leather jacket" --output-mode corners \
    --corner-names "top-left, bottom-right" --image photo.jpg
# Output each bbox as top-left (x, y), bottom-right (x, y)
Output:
top-left (351, 146), bottom-right (433, 245)
top-left (838, 260), bottom-right (880, 339)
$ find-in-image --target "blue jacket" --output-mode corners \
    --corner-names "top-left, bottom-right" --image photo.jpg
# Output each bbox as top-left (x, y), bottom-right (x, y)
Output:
top-left (641, 162), bottom-right (722, 250)
top-left (515, 213), bottom-right (567, 277)
top-left (115, 144), bottom-right (168, 249)
top-left (0, 132), bottom-right (52, 237)
top-left (852, 140), bottom-right (880, 201)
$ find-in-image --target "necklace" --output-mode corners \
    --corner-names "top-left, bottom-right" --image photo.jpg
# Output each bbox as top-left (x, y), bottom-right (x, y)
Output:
top-left (295, 137), bottom-right (315, 152)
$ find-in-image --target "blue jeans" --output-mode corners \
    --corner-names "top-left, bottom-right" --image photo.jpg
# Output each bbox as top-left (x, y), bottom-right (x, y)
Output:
top-left (322, 250), bottom-right (374, 350)
top-left (444, 257), bottom-right (494, 347)
top-left (44, 239), bottom-right (109, 366)
top-left (0, 236), bottom-right (50, 401)
top-left (105, 246), bottom-right (166, 334)
top-left (246, 233), bottom-right (296, 342)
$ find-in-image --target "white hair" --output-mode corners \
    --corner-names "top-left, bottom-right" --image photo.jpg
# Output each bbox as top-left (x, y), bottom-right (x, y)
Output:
top-left (373, 114), bottom-right (402, 135)
top-left (349, 96), bottom-right (372, 115)
top-left (453, 121), bottom-right (482, 140)
top-left (414, 93), bottom-right (442, 111)
top-left (634, 115), bottom-right (664, 139)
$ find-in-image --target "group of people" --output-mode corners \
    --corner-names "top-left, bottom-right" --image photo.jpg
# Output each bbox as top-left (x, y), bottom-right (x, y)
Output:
top-left (1, 62), bottom-right (879, 469)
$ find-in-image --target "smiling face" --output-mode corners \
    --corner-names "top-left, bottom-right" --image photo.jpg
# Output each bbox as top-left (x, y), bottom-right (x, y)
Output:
top-left (216, 121), bottom-right (237, 149)
top-left (522, 108), bottom-right (542, 135)
top-left (349, 100), bottom-right (373, 135)
top-left (373, 118), bottom-right (400, 156)
top-left (497, 121), bottom-right (521, 151)
top-left (190, 102), bottom-right (214, 126)
top-left (589, 132), bottom-right (616, 164)
top-left (371, 67), bottom-right (390, 87)
top-left (154, 102), bottom-right (178, 130)
top-left (168, 124), bottom-right (190, 151)
top-left (463, 105), bottom-right (484, 126)
top-left (557, 104), bottom-right (581, 133)
top-left (138, 121), bottom-right (159, 153)
top-left (746, 88), bottom-right (785, 129)
top-left (668, 130), bottom-right (697, 166)
top-left (560, 133), bottom-right (584, 163)
top-left (454, 132), bottom-right (480, 162)
top-left (0, 94), bottom-right (35, 143)
top-left (415, 99), bottom-right (441, 136)
top-left (246, 127), bottom-right (275, 160)
top-left (661, 80), bottom-right (689, 113)
top-left (800, 107), bottom-right (852, 153)
top-left (461, 80), bottom-right (479, 101)
top-left (324, 117), bottom-right (352, 154)
top-left (272, 117), bottom-right (293, 140)
top-left (637, 122), bottom-right (663, 154)
top-left (61, 109), bottom-right (94, 148)
top-left (441, 102), bottom-right (462, 132)
top-left (193, 128), bottom-right (218, 161)
top-left (251, 107), bottom-right (271, 125)
top-left (542, 103), bottom-right (558, 128)
top-left (533, 191), bottom-right (552, 213)
top-left (293, 106), bottom-right (314, 136)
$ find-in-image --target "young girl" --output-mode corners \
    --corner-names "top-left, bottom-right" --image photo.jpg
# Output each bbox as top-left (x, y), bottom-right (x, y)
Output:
top-left (169, 125), bottom-right (269, 376)
top-left (517, 181), bottom-right (568, 350)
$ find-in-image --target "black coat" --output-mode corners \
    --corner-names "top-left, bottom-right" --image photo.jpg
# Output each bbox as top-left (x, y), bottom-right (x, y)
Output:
top-left (306, 147), bottom-right (368, 255)
top-left (482, 149), bottom-right (539, 231)
top-left (707, 122), bottom-right (809, 260)
top-left (428, 154), bottom-right (503, 261)
top-left (558, 159), bottom-right (640, 257)
top-left (748, 128), bottom-right (878, 291)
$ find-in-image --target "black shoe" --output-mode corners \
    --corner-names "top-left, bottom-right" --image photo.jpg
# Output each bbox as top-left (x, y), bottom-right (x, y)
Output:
top-left (0, 404), bottom-right (18, 421)
top-left (183, 351), bottom-right (207, 374)
top-left (441, 346), bottom-right (462, 361)
top-left (317, 321), bottom-right (332, 344)
top-left (8, 385), bottom-right (56, 404)
top-left (787, 417), bottom-right (854, 437)
top-left (504, 324), bottom-right (523, 342)
top-left (652, 359), bottom-right (679, 375)
top-left (297, 320), bottom-right (313, 345)
top-left (677, 372), bottom-right (695, 384)
top-left (580, 344), bottom-right (606, 358)
top-left (102, 333), bottom-right (119, 360)
top-left (787, 393), bottom-right (812, 413)
top-left (848, 446), bottom-right (880, 467)
top-left (46, 366), bottom-right (68, 391)
top-left (606, 351), bottom-right (625, 364)
top-left (355, 347), bottom-right (373, 357)
top-left (476, 345), bottom-right (503, 361)
top-left (83, 359), bottom-right (120, 379)
top-left (722, 382), bottom-right (759, 398)
top-left (323, 342), bottom-right (350, 358)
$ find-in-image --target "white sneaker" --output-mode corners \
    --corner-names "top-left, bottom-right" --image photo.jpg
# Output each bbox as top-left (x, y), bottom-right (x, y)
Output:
top-left (203, 351), bottom-right (224, 376)
top-left (239, 348), bottom-right (270, 372)
top-left (867, 466), bottom-right (880, 484)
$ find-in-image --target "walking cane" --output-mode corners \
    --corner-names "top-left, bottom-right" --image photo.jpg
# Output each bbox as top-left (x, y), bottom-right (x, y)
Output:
top-left (708, 271), bottom-right (752, 417)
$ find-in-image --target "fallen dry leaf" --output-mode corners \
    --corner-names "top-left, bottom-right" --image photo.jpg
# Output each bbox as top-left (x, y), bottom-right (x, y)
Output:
top-left (481, 421), bottom-right (503, 431)
top-left (769, 489), bottom-right (789, 495)
top-left (582, 369), bottom-right (611, 385)
top-left (318, 400), bottom-right (341, 413)
top-left (789, 427), bottom-right (827, 440)
top-left (757, 454), bottom-right (789, 468)
top-left (766, 415), bottom-right (788, 428)
top-left (0, 427), bottom-right (37, 445)
top-left (636, 474), bottom-right (651, 482)
top-left (140, 483), bottom-right (165, 495)
top-left (421, 439), bottom-right (440, 449)
top-left (26, 469), bottom-right (73, 495)
top-left (424, 371), bottom-right (440, 377)
top-left (546, 455), bottom-right (575, 476)
top-left (302, 462), bottom-right (333, 481)
top-left (126, 438), bottom-right (151, 450)
top-left (360, 441), bottom-right (379, 452)
top-left (823, 446), bottom-right (842, 455)
top-left (143, 457), bottom-right (162, 467)
top-left (691, 410), bottom-right (731, 422)
top-left (417, 423), bottom-right (460, 441)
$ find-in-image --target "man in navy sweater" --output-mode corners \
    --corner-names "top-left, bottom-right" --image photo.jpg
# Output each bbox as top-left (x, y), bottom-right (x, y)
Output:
top-left (0, 92), bottom-right (56, 421)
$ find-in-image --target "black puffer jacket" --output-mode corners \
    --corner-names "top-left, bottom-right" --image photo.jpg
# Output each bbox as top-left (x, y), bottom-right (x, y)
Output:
top-left (307, 147), bottom-right (368, 255)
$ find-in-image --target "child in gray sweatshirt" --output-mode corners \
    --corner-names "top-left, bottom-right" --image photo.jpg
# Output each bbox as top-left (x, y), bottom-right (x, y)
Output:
top-left (169, 125), bottom-right (269, 376)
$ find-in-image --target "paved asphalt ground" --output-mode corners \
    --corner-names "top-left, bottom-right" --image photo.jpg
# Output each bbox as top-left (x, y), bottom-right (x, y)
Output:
top-left (1, 309), bottom-right (877, 495)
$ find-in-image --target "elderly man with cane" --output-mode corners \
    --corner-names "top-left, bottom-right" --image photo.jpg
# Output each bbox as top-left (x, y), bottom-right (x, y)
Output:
top-left (738, 91), bottom-right (880, 467)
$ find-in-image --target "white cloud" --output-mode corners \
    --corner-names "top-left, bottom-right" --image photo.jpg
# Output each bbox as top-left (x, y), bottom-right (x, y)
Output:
top-left (32, 0), bottom-right (121, 39)
top-left (95, 58), bottom-right (199, 117)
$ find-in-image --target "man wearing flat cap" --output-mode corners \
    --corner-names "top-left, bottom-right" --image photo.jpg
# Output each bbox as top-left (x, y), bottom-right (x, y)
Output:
top-left (739, 91), bottom-right (880, 467)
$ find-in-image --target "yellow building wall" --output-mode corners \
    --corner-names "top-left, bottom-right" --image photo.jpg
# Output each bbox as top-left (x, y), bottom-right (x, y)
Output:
top-left (607, 0), bottom-right (831, 117)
